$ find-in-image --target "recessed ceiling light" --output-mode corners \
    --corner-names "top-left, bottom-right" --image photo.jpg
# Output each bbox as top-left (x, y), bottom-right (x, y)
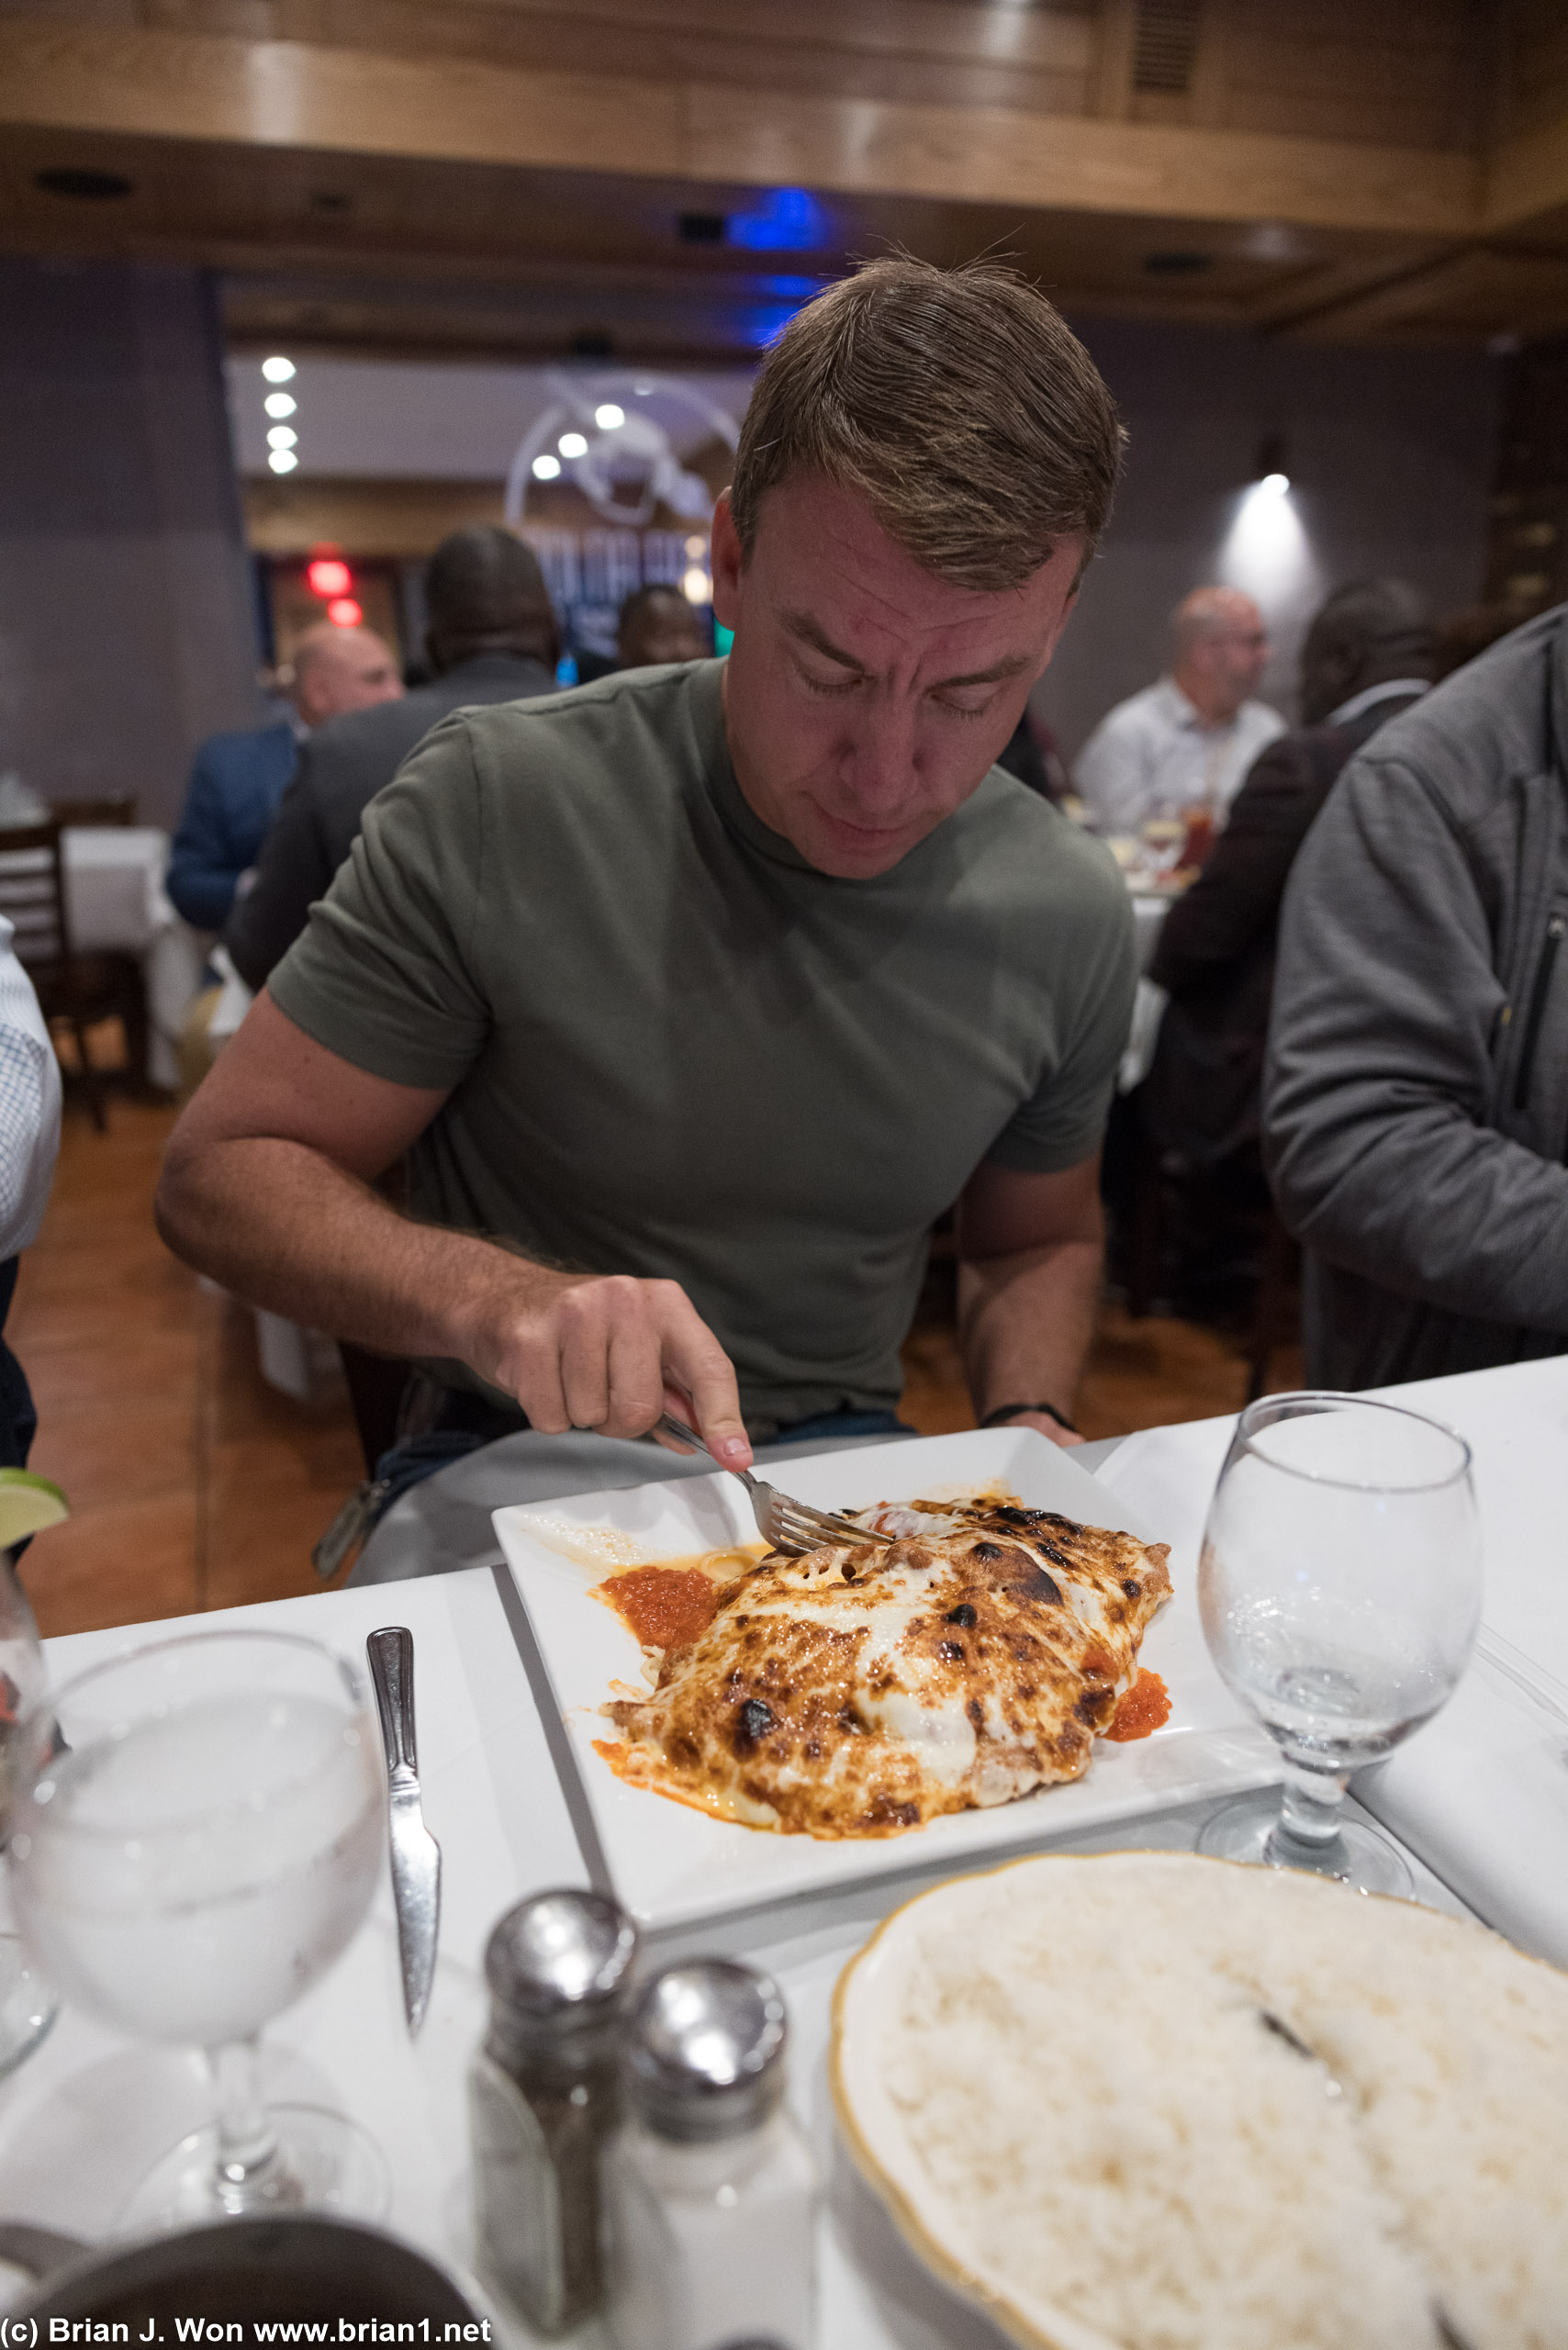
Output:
top-left (263, 391), bottom-right (297, 420)
top-left (35, 167), bottom-right (133, 201)
top-left (595, 403), bottom-right (625, 431)
top-left (262, 356), bottom-right (297, 383)
top-left (266, 425), bottom-right (297, 450)
top-left (532, 453), bottom-right (562, 481)
top-left (559, 431), bottom-right (588, 459)
top-left (267, 449), bottom-right (298, 475)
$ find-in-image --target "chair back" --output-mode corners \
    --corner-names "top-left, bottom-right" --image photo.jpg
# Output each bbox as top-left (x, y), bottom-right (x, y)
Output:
top-left (50, 794), bottom-right (136, 828)
top-left (0, 822), bottom-right (73, 969)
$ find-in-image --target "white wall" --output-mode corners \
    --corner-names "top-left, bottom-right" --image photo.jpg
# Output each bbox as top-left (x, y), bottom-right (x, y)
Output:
top-left (1042, 319), bottom-right (1503, 759)
top-left (226, 355), bottom-right (756, 479)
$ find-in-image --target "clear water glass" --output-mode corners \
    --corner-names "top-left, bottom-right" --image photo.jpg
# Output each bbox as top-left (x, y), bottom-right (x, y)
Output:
top-left (1196, 1391), bottom-right (1482, 1896)
top-left (8, 1628), bottom-right (386, 2228)
top-left (0, 1549), bottom-right (57, 2075)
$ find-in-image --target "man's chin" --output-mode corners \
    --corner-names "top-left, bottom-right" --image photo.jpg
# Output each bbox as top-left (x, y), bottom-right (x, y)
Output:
top-left (797, 807), bottom-right (926, 878)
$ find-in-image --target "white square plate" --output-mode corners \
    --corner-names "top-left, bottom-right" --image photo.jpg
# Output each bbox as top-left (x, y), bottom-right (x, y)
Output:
top-left (492, 1428), bottom-right (1279, 1930)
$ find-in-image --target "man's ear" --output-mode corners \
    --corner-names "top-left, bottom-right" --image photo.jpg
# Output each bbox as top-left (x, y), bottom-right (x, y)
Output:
top-left (711, 490), bottom-right (743, 632)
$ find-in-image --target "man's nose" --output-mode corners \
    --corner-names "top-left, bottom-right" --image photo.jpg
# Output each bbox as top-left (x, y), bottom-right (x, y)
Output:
top-left (838, 706), bottom-right (920, 809)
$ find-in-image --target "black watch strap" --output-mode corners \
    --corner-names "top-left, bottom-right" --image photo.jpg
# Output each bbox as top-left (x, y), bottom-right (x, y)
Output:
top-left (979, 1400), bottom-right (1080, 1436)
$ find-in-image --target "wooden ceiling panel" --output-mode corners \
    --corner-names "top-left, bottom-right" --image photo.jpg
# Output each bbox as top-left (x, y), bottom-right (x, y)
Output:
top-left (0, 0), bottom-right (1565, 350)
top-left (1287, 248), bottom-right (1568, 344)
top-left (1506, 0), bottom-right (1568, 139)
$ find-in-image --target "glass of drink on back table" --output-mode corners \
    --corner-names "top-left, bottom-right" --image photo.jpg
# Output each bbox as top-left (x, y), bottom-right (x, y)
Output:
top-left (8, 1629), bottom-right (386, 2227)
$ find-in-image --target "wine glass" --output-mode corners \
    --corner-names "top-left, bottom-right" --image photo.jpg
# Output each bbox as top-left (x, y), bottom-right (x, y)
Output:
top-left (7, 1628), bottom-right (386, 2228)
top-left (0, 1550), bottom-right (57, 2075)
top-left (1196, 1391), bottom-right (1482, 1896)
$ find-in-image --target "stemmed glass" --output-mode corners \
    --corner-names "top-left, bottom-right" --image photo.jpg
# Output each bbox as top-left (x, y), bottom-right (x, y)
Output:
top-left (0, 1550), bottom-right (56, 2074)
top-left (1196, 1392), bottom-right (1482, 1896)
top-left (7, 1628), bottom-right (386, 2228)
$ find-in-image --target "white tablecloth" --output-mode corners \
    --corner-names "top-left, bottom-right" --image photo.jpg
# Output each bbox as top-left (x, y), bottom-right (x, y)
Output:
top-left (0, 828), bottom-right (208, 1091)
top-left (1, 1567), bottom-right (1468, 2346)
top-left (1116, 890), bottom-right (1172, 1093)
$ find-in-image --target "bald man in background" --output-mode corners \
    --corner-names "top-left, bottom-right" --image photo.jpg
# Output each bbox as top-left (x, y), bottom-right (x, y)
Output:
top-left (1074, 587), bottom-right (1284, 838)
top-left (167, 622), bottom-right (403, 933)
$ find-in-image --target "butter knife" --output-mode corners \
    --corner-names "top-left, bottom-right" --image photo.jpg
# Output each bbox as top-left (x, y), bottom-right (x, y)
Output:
top-left (366, 1626), bottom-right (442, 2039)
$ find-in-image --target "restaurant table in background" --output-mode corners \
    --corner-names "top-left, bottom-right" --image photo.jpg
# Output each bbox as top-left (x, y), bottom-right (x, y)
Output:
top-left (1120, 885), bottom-right (1174, 1093)
top-left (1130, 888), bottom-right (1170, 973)
top-left (0, 828), bottom-right (208, 1091)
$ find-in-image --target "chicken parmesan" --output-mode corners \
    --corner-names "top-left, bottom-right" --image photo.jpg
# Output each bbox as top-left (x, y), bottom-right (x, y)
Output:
top-left (594, 1497), bottom-right (1171, 1839)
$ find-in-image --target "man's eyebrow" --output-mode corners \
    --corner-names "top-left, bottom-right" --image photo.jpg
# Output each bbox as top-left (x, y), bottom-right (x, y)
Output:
top-left (780, 611), bottom-right (869, 672)
top-left (931, 653), bottom-right (1035, 689)
top-left (781, 613), bottom-right (1032, 691)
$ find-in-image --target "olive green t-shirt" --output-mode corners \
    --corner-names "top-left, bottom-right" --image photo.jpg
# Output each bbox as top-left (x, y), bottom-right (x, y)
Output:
top-left (269, 660), bottom-right (1136, 1437)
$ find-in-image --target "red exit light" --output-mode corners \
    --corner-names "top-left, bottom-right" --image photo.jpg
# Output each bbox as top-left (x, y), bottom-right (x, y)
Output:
top-left (327, 597), bottom-right (364, 628)
top-left (308, 556), bottom-right (353, 599)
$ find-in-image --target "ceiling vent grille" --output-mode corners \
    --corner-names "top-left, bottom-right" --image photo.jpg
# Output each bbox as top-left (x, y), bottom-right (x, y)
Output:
top-left (1132, 0), bottom-right (1203, 95)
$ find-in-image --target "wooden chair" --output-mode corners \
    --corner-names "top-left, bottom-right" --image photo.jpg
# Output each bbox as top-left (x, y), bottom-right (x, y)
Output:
top-left (49, 795), bottom-right (137, 829)
top-left (0, 820), bottom-right (148, 1130)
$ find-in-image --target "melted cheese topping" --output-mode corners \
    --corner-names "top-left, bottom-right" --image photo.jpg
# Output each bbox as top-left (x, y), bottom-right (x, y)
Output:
top-left (599, 1497), bottom-right (1171, 1839)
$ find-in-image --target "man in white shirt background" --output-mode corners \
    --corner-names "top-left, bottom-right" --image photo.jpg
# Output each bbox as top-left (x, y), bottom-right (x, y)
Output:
top-left (1073, 586), bottom-right (1285, 837)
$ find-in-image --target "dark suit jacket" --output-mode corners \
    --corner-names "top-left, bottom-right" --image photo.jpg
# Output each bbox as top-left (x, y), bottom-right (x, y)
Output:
top-left (166, 721), bottom-right (298, 931)
top-left (225, 653), bottom-right (555, 991)
top-left (1146, 689), bottom-right (1426, 1165)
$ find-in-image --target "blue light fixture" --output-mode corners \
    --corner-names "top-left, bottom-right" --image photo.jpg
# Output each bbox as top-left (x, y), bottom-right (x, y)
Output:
top-left (727, 187), bottom-right (828, 252)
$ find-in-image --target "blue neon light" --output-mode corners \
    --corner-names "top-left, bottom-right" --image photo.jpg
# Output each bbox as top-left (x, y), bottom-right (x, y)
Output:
top-left (727, 187), bottom-right (829, 252)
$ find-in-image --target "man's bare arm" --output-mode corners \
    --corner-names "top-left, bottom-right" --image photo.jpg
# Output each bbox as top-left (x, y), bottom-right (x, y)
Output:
top-left (155, 991), bottom-right (754, 1463)
top-left (954, 1154), bottom-right (1104, 1449)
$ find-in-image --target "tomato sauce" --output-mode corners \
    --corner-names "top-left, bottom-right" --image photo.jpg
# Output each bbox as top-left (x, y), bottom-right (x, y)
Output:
top-left (1105, 1669), bottom-right (1170, 1741)
top-left (598, 1565), bottom-right (726, 1651)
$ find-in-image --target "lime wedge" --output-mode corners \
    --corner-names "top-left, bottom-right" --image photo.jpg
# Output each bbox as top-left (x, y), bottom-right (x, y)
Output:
top-left (0, 1470), bottom-right (68, 1548)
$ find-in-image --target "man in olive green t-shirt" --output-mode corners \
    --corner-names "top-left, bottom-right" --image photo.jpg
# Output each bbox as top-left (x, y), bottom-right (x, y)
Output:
top-left (158, 256), bottom-right (1133, 1482)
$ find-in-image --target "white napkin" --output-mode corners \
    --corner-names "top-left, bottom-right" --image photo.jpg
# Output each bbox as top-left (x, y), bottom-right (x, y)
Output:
top-left (1355, 1637), bottom-right (1568, 1964)
top-left (1092, 1415), bottom-right (1233, 1572)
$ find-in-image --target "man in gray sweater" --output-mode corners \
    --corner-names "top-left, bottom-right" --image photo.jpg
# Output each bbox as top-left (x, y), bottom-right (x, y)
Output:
top-left (1264, 603), bottom-right (1568, 1388)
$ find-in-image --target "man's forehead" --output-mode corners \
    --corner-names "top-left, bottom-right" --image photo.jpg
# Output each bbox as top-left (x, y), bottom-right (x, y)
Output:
top-left (756, 476), bottom-right (1070, 662)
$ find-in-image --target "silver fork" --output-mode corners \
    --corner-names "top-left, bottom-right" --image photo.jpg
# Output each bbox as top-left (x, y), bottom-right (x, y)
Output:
top-left (655, 1412), bottom-right (893, 1557)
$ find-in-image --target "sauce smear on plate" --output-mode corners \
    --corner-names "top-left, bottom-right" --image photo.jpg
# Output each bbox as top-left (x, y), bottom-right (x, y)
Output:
top-left (1105, 1669), bottom-right (1170, 1741)
top-left (595, 1546), bottom-right (763, 1651)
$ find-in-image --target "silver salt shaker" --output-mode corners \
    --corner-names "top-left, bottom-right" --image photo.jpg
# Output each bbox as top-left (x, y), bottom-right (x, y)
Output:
top-left (468, 1887), bottom-right (639, 2336)
top-left (604, 1959), bottom-right (818, 2350)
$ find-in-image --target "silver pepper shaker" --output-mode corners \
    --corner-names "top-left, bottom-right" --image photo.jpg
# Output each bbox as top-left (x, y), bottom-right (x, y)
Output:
top-left (468, 1887), bottom-right (639, 2337)
top-left (604, 1959), bottom-right (818, 2350)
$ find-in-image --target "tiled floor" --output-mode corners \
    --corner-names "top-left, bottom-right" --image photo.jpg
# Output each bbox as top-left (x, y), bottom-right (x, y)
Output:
top-left (13, 1100), bottom-right (1295, 1639)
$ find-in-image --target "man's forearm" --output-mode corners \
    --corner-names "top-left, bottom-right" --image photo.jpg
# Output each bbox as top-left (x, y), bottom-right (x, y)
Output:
top-left (156, 1132), bottom-right (529, 1366)
top-left (958, 1237), bottom-right (1103, 1421)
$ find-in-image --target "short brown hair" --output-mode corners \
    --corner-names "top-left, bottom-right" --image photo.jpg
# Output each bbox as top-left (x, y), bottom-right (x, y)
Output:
top-left (731, 255), bottom-right (1126, 591)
